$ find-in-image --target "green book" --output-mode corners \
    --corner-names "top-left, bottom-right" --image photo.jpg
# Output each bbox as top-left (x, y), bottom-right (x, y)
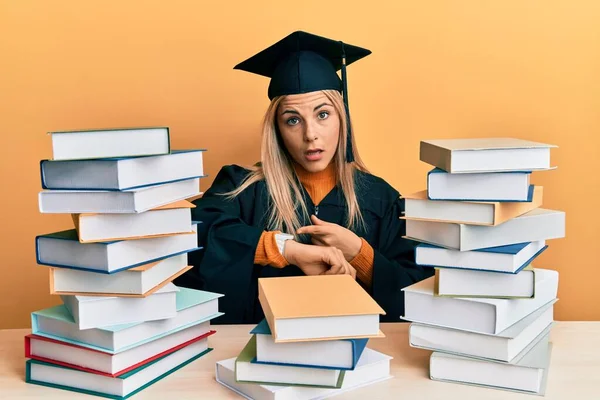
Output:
top-left (235, 335), bottom-right (345, 388)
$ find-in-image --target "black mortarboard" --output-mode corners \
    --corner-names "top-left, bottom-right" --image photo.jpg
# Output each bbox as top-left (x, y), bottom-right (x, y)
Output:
top-left (234, 31), bottom-right (371, 163)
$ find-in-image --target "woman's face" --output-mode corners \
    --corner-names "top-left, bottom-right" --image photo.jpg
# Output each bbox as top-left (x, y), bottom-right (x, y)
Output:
top-left (277, 91), bottom-right (340, 173)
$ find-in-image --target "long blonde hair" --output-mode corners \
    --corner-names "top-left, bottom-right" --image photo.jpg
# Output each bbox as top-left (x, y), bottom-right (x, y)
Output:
top-left (224, 90), bottom-right (369, 236)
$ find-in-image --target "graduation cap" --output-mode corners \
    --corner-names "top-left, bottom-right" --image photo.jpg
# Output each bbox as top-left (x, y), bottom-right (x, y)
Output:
top-left (234, 31), bottom-right (371, 163)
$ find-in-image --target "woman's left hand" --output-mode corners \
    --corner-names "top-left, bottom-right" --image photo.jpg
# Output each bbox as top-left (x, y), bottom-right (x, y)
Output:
top-left (297, 215), bottom-right (363, 261)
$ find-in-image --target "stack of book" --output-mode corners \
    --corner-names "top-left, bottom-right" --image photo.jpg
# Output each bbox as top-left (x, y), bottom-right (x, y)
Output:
top-left (26, 127), bottom-right (224, 399)
top-left (401, 138), bottom-right (566, 396)
top-left (216, 275), bottom-right (393, 399)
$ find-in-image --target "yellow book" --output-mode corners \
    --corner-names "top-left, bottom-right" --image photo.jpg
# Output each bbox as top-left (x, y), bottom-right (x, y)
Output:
top-left (258, 275), bottom-right (385, 343)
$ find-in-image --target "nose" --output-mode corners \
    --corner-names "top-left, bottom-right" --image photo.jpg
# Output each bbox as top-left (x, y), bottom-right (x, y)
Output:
top-left (304, 119), bottom-right (318, 142)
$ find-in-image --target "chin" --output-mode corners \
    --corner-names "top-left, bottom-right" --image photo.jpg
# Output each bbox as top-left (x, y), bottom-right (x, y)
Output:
top-left (299, 159), bottom-right (331, 173)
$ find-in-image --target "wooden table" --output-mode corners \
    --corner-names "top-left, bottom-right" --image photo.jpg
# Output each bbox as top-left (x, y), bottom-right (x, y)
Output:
top-left (1, 322), bottom-right (598, 399)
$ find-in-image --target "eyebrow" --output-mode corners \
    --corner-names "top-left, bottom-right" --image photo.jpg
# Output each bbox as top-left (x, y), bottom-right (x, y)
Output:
top-left (280, 103), bottom-right (333, 116)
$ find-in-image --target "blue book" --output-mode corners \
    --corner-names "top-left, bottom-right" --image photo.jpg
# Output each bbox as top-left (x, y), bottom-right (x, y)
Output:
top-left (427, 168), bottom-right (534, 202)
top-left (26, 341), bottom-right (213, 399)
top-left (41, 149), bottom-right (207, 191)
top-left (415, 240), bottom-right (548, 274)
top-left (36, 222), bottom-right (202, 274)
top-left (249, 319), bottom-right (368, 370)
top-left (31, 287), bottom-right (223, 353)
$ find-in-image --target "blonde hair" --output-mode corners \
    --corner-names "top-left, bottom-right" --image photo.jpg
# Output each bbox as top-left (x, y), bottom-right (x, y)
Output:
top-left (224, 90), bottom-right (369, 236)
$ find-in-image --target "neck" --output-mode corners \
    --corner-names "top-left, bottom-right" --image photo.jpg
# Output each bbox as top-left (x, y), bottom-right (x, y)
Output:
top-left (293, 162), bottom-right (337, 205)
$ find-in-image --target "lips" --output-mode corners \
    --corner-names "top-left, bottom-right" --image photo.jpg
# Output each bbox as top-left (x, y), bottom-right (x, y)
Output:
top-left (305, 149), bottom-right (323, 156)
top-left (305, 148), bottom-right (324, 162)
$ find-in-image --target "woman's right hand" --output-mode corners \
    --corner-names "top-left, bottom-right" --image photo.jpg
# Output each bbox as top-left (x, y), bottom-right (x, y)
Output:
top-left (283, 240), bottom-right (356, 279)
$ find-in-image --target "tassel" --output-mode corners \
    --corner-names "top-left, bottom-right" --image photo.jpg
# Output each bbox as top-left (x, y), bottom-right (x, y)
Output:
top-left (340, 41), bottom-right (355, 163)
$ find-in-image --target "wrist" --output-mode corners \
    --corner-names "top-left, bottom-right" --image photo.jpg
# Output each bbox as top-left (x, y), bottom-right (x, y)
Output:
top-left (281, 237), bottom-right (300, 264)
top-left (347, 236), bottom-right (363, 260)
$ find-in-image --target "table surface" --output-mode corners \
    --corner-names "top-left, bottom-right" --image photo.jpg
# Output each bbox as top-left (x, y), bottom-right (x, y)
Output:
top-left (1, 322), bottom-right (598, 399)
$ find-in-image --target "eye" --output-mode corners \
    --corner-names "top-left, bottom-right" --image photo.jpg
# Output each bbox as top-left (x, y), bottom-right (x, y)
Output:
top-left (286, 117), bottom-right (300, 126)
top-left (317, 111), bottom-right (329, 120)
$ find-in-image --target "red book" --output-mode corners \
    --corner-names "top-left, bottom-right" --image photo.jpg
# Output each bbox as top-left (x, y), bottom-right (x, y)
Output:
top-left (25, 325), bottom-right (215, 377)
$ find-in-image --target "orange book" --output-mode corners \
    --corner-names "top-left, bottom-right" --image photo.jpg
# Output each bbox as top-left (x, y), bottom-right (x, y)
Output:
top-left (258, 275), bottom-right (385, 343)
top-left (72, 199), bottom-right (195, 243)
top-left (401, 186), bottom-right (543, 226)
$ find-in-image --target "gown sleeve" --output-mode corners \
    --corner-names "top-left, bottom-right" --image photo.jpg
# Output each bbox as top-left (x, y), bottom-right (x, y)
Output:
top-left (370, 196), bottom-right (435, 322)
top-left (176, 165), bottom-right (265, 324)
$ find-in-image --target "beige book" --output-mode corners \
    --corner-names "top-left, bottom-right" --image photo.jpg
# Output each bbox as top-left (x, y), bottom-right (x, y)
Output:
top-left (420, 138), bottom-right (557, 173)
top-left (49, 254), bottom-right (192, 297)
top-left (259, 275), bottom-right (385, 343)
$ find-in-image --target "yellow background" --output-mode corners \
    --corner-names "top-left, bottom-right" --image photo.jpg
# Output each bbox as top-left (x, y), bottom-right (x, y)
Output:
top-left (1, 1), bottom-right (598, 328)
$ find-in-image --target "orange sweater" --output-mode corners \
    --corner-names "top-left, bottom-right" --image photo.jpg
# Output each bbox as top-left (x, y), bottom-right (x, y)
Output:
top-left (254, 163), bottom-right (374, 287)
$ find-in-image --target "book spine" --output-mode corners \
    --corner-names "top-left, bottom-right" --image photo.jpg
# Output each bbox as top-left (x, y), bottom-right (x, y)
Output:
top-left (165, 127), bottom-right (171, 154)
top-left (420, 142), bottom-right (451, 172)
top-left (258, 284), bottom-right (277, 341)
top-left (40, 160), bottom-right (48, 189)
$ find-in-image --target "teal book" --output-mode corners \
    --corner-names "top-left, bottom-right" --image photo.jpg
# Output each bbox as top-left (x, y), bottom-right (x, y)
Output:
top-left (26, 339), bottom-right (213, 399)
top-left (31, 287), bottom-right (223, 353)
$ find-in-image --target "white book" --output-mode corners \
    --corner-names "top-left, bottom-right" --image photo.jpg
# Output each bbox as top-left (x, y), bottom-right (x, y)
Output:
top-left (427, 168), bottom-right (532, 201)
top-left (36, 223), bottom-right (199, 274)
top-left (73, 200), bottom-right (194, 243)
top-left (436, 267), bottom-right (536, 298)
top-left (216, 348), bottom-right (392, 400)
top-left (41, 150), bottom-right (205, 190)
top-left (401, 268), bottom-right (558, 334)
top-left (27, 323), bottom-right (213, 376)
top-left (49, 127), bottom-right (170, 161)
top-left (61, 283), bottom-right (179, 330)
top-left (31, 287), bottom-right (223, 353)
top-left (430, 334), bottom-right (552, 395)
top-left (26, 338), bottom-right (211, 398)
top-left (49, 254), bottom-right (189, 296)
top-left (39, 177), bottom-right (201, 214)
top-left (409, 299), bottom-right (555, 362)
top-left (420, 138), bottom-right (557, 173)
top-left (405, 208), bottom-right (565, 251)
top-left (415, 240), bottom-right (547, 273)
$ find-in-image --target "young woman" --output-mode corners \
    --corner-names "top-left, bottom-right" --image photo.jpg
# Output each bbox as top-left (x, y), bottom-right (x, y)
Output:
top-left (175, 31), bottom-right (434, 324)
